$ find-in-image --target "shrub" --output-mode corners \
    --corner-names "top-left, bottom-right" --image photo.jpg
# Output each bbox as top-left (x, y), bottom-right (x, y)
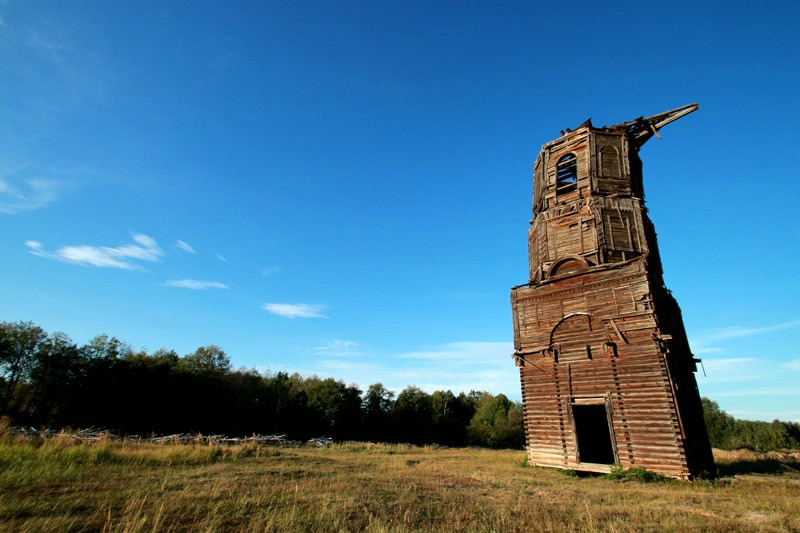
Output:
top-left (605, 465), bottom-right (668, 483)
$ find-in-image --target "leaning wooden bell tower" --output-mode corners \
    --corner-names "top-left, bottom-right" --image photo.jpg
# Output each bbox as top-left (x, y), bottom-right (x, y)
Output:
top-left (510, 105), bottom-right (714, 479)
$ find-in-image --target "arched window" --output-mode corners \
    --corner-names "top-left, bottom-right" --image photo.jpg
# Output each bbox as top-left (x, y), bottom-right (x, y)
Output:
top-left (556, 153), bottom-right (578, 191)
top-left (550, 313), bottom-right (593, 363)
top-left (549, 313), bottom-right (610, 364)
top-left (549, 256), bottom-right (587, 277)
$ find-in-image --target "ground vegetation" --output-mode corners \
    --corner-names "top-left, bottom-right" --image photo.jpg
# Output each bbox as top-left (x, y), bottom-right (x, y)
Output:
top-left (0, 436), bottom-right (798, 531)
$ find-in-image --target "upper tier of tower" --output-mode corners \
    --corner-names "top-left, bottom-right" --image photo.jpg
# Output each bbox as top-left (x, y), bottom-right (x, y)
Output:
top-left (526, 105), bottom-right (697, 284)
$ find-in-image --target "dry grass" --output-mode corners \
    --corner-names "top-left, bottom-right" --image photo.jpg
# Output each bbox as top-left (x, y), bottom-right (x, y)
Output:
top-left (1, 438), bottom-right (798, 532)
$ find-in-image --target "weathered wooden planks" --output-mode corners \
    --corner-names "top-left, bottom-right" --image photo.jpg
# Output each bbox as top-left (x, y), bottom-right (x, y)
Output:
top-left (511, 107), bottom-right (715, 480)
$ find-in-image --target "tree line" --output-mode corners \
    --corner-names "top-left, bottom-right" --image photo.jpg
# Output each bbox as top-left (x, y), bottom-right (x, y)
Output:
top-left (4, 320), bottom-right (798, 452)
top-left (701, 397), bottom-right (800, 452)
top-left (0, 321), bottom-right (524, 448)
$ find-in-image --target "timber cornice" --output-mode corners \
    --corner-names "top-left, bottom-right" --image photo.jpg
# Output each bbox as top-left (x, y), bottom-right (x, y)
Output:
top-left (511, 257), bottom-right (650, 301)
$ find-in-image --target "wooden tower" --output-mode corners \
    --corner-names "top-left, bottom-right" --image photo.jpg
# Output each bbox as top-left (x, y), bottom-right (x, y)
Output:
top-left (510, 105), bottom-right (715, 479)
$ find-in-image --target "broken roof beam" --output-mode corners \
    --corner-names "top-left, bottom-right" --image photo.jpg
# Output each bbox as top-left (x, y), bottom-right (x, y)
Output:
top-left (606, 103), bottom-right (699, 150)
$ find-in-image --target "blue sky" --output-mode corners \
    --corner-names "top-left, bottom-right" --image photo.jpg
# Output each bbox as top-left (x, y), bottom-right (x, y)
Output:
top-left (1, 1), bottom-right (798, 422)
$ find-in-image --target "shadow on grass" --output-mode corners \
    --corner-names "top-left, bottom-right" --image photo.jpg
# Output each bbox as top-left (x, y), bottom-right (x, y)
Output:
top-left (716, 458), bottom-right (800, 477)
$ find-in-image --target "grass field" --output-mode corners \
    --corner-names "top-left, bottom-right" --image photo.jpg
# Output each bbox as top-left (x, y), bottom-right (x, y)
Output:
top-left (0, 436), bottom-right (798, 532)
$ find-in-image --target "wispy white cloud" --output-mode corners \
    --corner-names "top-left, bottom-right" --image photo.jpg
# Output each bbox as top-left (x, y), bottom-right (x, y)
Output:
top-left (781, 359), bottom-right (800, 370)
top-left (313, 339), bottom-right (365, 357)
top-left (701, 357), bottom-right (758, 370)
top-left (692, 346), bottom-right (727, 355)
top-left (175, 240), bottom-right (196, 254)
top-left (706, 387), bottom-right (800, 398)
top-left (399, 341), bottom-right (514, 363)
top-left (261, 266), bottom-right (280, 276)
top-left (27, 30), bottom-right (71, 62)
top-left (689, 319), bottom-right (800, 356)
top-left (392, 342), bottom-right (517, 393)
top-left (26, 233), bottom-right (164, 270)
top-left (0, 12), bottom-right (109, 132)
top-left (164, 279), bottom-right (228, 290)
top-left (0, 177), bottom-right (61, 214)
top-left (299, 340), bottom-right (519, 398)
top-left (696, 319), bottom-right (800, 341)
top-left (263, 303), bottom-right (327, 319)
top-left (698, 357), bottom-right (762, 383)
top-left (214, 252), bottom-right (229, 263)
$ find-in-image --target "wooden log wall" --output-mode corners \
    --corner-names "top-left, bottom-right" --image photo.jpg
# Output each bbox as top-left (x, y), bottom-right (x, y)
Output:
top-left (512, 261), bottom-right (691, 478)
top-left (527, 129), bottom-right (652, 283)
top-left (513, 113), bottom-right (715, 479)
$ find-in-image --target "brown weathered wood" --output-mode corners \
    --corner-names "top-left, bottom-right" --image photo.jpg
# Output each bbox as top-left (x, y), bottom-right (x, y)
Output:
top-left (510, 106), bottom-right (715, 480)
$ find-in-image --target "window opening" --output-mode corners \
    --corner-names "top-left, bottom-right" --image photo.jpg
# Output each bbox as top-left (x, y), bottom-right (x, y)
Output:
top-left (556, 153), bottom-right (578, 192)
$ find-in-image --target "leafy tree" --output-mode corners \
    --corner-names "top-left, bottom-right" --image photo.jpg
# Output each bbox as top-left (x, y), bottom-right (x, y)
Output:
top-left (178, 345), bottom-right (232, 376)
top-left (304, 377), bottom-right (362, 439)
top-left (431, 390), bottom-right (476, 446)
top-left (0, 321), bottom-right (48, 415)
top-left (467, 393), bottom-right (525, 449)
top-left (150, 348), bottom-right (180, 366)
top-left (82, 334), bottom-right (132, 360)
top-left (393, 387), bottom-right (433, 444)
top-left (363, 383), bottom-right (395, 441)
top-left (115, 348), bottom-right (182, 434)
top-left (218, 368), bottom-right (269, 435)
top-left (267, 372), bottom-right (310, 436)
top-left (701, 397), bottom-right (738, 449)
top-left (701, 397), bottom-right (800, 451)
top-left (25, 331), bottom-right (82, 426)
top-left (364, 383), bottom-right (395, 417)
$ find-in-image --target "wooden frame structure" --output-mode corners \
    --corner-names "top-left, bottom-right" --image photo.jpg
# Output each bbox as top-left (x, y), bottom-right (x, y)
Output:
top-left (510, 105), bottom-right (715, 479)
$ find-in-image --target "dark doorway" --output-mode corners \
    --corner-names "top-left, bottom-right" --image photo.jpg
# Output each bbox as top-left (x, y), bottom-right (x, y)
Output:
top-left (572, 404), bottom-right (615, 464)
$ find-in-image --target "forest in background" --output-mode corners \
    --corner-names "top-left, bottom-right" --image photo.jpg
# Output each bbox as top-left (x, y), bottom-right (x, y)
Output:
top-left (1, 320), bottom-right (798, 451)
top-left (0, 321), bottom-right (523, 448)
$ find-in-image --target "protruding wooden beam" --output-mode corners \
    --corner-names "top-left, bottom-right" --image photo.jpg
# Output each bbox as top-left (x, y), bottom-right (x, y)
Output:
top-left (605, 103), bottom-right (699, 150)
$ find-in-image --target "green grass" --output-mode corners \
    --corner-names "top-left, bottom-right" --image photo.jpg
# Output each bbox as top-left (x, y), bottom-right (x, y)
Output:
top-left (604, 465), bottom-right (669, 483)
top-left (0, 437), bottom-right (798, 531)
